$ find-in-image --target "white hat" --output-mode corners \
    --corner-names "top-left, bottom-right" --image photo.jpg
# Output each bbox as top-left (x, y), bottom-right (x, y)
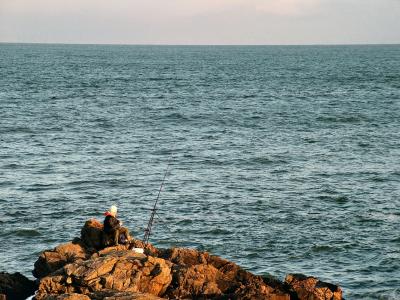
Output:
top-left (110, 205), bottom-right (118, 215)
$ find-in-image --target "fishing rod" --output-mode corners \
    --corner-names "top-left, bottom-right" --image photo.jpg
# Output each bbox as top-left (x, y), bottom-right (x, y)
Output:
top-left (143, 161), bottom-right (171, 245)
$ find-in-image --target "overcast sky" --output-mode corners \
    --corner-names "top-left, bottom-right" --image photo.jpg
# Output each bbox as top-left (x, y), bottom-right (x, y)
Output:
top-left (1, 0), bottom-right (399, 45)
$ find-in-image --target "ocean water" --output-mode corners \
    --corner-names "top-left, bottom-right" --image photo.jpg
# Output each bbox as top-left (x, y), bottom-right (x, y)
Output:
top-left (0, 43), bottom-right (399, 299)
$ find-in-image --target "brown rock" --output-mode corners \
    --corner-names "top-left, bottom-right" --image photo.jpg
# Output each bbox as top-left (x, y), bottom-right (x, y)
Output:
top-left (80, 219), bottom-right (104, 250)
top-left (95, 245), bottom-right (130, 258)
top-left (285, 273), bottom-right (343, 300)
top-left (161, 248), bottom-right (290, 300)
top-left (36, 273), bottom-right (72, 299)
top-left (79, 219), bottom-right (158, 257)
top-left (88, 290), bottom-right (164, 299)
top-left (167, 264), bottom-right (221, 298)
top-left (33, 240), bottom-right (89, 279)
top-left (32, 220), bottom-right (344, 300)
top-left (36, 250), bottom-right (172, 299)
top-left (40, 293), bottom-right (91, 300)
top-left (159, 247), bottom-right (209, 266)
top-left (33, 220), bottom-right (158, 281)
top-left (0, 272), bottom-right (37, 300)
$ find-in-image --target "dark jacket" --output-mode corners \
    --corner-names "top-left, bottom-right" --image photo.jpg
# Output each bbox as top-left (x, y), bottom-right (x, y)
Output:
top-left (103, 215), bottom-right (120, 233)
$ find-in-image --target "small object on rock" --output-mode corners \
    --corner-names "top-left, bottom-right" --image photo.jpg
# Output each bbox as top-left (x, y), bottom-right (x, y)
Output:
top-left (132, 248), bottom-right (144, 254)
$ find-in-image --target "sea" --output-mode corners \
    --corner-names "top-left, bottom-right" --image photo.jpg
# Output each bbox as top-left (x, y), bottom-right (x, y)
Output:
top-left (0, 43), bottom-right (399, 299)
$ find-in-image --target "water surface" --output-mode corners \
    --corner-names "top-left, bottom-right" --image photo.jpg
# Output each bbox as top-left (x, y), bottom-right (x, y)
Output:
top-left (0, 44), bottom-right (399, 299)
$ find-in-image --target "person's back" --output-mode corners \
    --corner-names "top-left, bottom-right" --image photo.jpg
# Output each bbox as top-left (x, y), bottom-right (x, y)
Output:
top-left (104, 214), bottom-right (120, 233)
top-left (102, 205), bottom-right (131, 247)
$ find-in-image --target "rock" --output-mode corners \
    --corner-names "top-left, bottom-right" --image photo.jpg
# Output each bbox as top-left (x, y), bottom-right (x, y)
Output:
top-left (285, 273), bottom-right (343, 300)
top-left (92, 245), bottom-right (131, 258)
top-left (39, 291), bottom-right (162, 300)
top-left (80, 219), bottom-right (104, 250)
top-left (33, 240), bottom-right (90, 279)
top-left (0, 272), bottom-right (37, 300)
top-left (35, 250), bottom-right (172, 300)
top-left (89, 290), bottom-right (162, 300)
top-left (32, 220), bottom-right (344, 300)
top-left (88, 290), bottom-right (164, 300)
top-left (33, 219), bottom-right (160, 282)
top-left (40, 293), bottom-right (91, 300)
top-left (159, 247), bottom-right (209, 266)
top-left (161, 248), bottom-right (291, 299)
top-left (80, 219), bottom-right (158, 256)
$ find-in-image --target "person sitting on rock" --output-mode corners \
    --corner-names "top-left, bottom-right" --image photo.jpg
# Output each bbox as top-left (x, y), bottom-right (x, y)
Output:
top-left (102, 205), bottom-right (131, 246)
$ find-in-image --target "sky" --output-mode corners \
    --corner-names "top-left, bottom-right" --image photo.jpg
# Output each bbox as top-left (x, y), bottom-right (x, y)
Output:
top-left (0, 0), bottom-right (399, 45)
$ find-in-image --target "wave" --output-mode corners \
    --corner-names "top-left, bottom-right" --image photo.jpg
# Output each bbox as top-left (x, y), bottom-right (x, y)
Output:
top-left (200, 156), bottom-right (288, 167)
top-left (0, 126), bottom-right (35, 134)
top-left (65, 178), bottom-right (131, 190)
top-left (315, 115), bottom-right (369, 124)
top-left (250, 156), bottom-right (275, 165)
top-left (310, 244), bottom-right (341, 253)
top-left (162, 112), bottom-right (190, 121)
top-left (2, 163), bottom-right (23, 169)
top-left (24, 183), bottom-right (58, 192)
top-left (4, 229), bottom-right (41, 238)
top-left (202, 228), bottom-right (233, 235)
top-left (176, 219), bottom-right (193, 225)
top-left (0, 181), bottom-right (15, 187)
top-left (316, 194), bottom-right (349, 204)
top-left (148, 77), bottom-right (178, 81)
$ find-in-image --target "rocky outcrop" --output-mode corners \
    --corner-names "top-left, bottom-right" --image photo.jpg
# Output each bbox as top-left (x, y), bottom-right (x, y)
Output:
top-left (33, 240), bottom-right (90, 279)
top-left (0, 272), bottom-right (37, 300)
top-left (33, 220), bottom-right (159, 281)
top-left (79, 219), bottom-right (158, 256)
top-left (34, 245), bottom-right (291, 300)
top-left (39, 291), bottom-right (164, 300)
top-left (80, 219), bottom-right (104, 251)
top-left (35, 251), bottom-right (172, 300)
top-left (29, 219), bottom-right (344, 300)
top-left (159, 248), bottom-right (290, 299)
top-left (285, 274), bottom-right (343, 300)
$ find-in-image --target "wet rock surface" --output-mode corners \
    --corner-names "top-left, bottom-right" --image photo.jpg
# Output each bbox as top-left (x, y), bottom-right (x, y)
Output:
top-left (0, 271), bottom-right (37, 300)
top-left (28, 219), bottom-right (344, 299)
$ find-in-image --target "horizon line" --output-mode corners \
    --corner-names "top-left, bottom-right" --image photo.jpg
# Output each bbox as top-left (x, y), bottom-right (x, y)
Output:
top-left (1, 41), bottom-right (399, 47)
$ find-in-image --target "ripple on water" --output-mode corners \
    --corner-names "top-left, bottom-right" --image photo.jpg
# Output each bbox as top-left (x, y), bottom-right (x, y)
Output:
top-left (3, 228), bottom-right (42, 238)
top-left (176, 219), bottom-right (193, 225)
top-left (315, 194), bottom-right (349, 205)
top-left (23, 183), bottom-right (59, 192)
top-left (310, 244), bottom-right (342, 253)
top-left (2, 163), bottom-right (23, 170)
